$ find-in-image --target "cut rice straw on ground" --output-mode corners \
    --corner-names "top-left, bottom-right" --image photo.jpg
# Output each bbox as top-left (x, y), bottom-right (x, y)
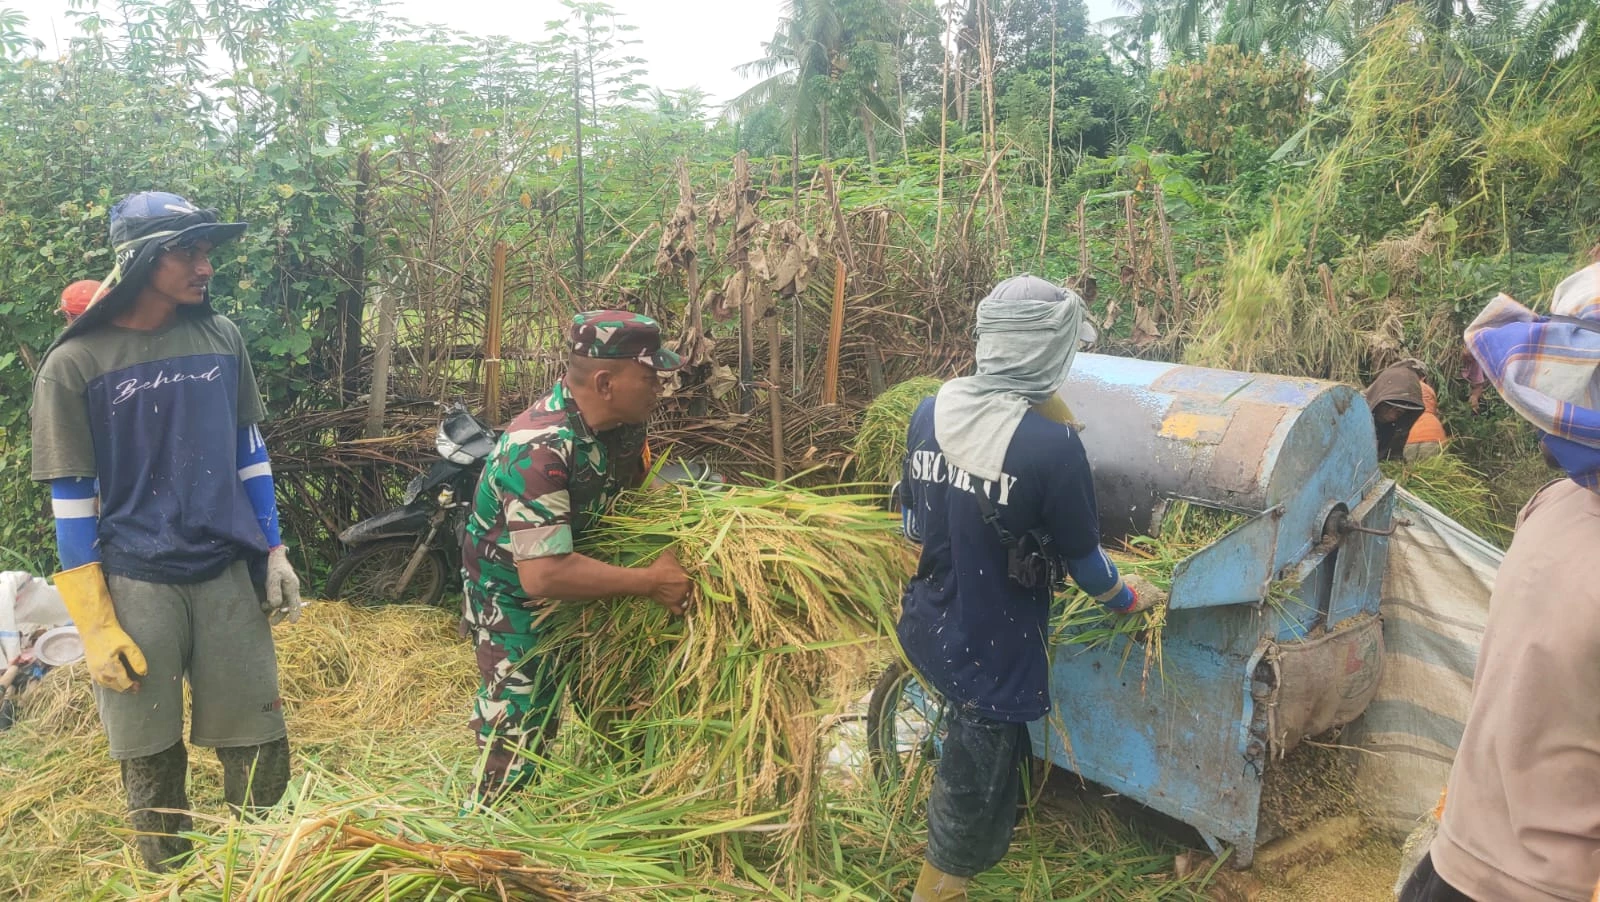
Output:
top-left (0, 603), bottom-right (479, 901)
top-left (5, 602), bottom-right (1215, 900)
top-left (852, 377), bottom-right (943, 487)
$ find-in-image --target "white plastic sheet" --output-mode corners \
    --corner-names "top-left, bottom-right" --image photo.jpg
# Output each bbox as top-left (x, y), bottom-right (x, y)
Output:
top-left (0, 571), bottom-right (70, 663)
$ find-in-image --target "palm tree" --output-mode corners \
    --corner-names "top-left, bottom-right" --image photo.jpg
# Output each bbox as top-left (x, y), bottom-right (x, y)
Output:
top-left (726, 0), bottom-right (901, 162)
top-left (1105, 0), bottom-right (1494, 66)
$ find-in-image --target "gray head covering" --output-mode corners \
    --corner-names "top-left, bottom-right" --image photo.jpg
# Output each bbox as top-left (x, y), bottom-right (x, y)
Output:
top-left (934, 274), bottom-right (1087, 482)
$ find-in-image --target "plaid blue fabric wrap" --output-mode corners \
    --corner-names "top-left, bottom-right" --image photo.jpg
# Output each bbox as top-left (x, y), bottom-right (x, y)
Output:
top-left (1465, 262), bottom-right (1600, 491)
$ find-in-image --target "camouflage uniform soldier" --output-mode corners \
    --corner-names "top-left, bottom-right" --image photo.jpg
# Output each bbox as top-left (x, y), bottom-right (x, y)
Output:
top-left (461, 310), bottom-right (692, 800)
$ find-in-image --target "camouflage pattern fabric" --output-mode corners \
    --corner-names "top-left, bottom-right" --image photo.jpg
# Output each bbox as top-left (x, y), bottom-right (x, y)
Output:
top-left (459, 381), bottom-right (645, 793)
top-left (465, 583), bottom-right (565, 796)
top-left (461, 381), bottom-right (645, 614)
top-left (569, 309), bottom-right (683, 371)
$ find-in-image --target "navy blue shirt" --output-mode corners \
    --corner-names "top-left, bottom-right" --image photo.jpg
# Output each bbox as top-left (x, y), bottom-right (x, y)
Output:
top-left (897, 397), bottom-right (1103, 722)
top-left (31, 314), bottom-right (270, 584)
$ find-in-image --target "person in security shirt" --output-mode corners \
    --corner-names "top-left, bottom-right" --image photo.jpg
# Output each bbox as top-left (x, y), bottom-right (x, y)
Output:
top-left (897, 275), bottom-right (1164, 902)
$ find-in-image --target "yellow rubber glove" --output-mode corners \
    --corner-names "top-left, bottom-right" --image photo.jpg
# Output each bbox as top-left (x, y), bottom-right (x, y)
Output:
top-left (54, 562), bottom-right (147, 692)
top-left (1034, 394), bottom-right (1082, 430)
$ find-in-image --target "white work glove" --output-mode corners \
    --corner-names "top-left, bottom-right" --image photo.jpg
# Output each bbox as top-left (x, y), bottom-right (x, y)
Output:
top-left (1119, 574), bottom-right (1168, 614)
top-left (263, 545), bottom-right (303, 625)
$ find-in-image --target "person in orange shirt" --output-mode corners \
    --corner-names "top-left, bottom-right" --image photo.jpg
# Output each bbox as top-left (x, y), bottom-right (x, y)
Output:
top-left (1406, 380), bottom-right (1447, 461)
top-left (59, 279), bottom-right (102, 325)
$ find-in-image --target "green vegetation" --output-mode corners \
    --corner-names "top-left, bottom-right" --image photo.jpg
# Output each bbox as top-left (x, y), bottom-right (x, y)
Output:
top-left (0, 0), bottom-right (1589, 563)
top-left (2, 0), bottom-right (1594, 894)
top-left (852, 376), bottom-right (944, 487)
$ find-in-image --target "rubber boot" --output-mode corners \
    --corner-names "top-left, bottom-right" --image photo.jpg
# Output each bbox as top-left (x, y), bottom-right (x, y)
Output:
top-left (911, 859), bottom-right (970, 902)
top-left (121, 741), bottom-right (193, 872)
top-left (217, 736), bottom-right (291, 819)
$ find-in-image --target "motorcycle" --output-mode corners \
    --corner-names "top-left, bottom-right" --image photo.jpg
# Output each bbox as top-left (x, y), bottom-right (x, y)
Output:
top-left (324, 402), bottom-right (496, 607)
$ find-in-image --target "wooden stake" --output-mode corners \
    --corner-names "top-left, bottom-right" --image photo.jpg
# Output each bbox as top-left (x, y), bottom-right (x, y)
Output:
top-left (484, 241), bottom-right (506, 425)
top-left (573, 51), bottom-right (587, 287)
top-left (933, 0), bottom-right (953, 260)
top-left (823, 258), bottom-right (847, 406)
top-left (1077, 194), bottom-right (1089, 278)
top-left (734, 153), bottom-right (755, 415)
top-left (365, 283), bottom-right (398, 439)
top-left (768, 305), bottom-right (785, 480)
top-left (821, 164), bottom-right (870, 403)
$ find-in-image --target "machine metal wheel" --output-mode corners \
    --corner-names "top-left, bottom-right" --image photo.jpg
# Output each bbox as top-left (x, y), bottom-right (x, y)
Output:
top-left (325, 539), bottom-right (451, 608)
top-left (865, 658), bottom-right (948, 786)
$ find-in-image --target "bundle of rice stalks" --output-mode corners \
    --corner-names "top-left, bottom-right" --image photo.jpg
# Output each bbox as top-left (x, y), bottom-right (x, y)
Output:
top-left (110, 744), bottom-right (1215, 902)
top-left (1051, 502), bottom-right (1250, 690)
top-left (109, 748), bottom-right (787, 901)
top-left (1382, 454), bottom-right (1510, 546)
top-left (851, 377), bottom-right (944, 487)
top-left (134, 814), bottom-right (585, 901)
top-left (542, 481), bottom-right (916, 872)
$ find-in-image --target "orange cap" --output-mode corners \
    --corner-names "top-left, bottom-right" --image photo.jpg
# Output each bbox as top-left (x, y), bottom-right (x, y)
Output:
top-left (60, 280), bottom-right (103, 316)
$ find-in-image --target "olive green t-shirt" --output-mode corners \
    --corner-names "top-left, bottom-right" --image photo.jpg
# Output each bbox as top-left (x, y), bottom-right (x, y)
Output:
top-left (29, 312), bottom-right (270, 583)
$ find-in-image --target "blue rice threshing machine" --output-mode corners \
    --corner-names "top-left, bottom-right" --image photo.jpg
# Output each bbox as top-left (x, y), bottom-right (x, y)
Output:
top-left (1036, 353), bottom-right (1391, 866)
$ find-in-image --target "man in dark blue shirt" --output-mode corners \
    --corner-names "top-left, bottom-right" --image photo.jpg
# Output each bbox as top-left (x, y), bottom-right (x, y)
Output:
top-left (31, 193), bottom-right (300, 872)
top-left (900, 275), bottom-right (1163, 902)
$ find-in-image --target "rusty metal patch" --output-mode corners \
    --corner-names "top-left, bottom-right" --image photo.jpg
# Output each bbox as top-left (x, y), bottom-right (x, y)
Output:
top-left (1208, 401), bottom-right (1287, 496)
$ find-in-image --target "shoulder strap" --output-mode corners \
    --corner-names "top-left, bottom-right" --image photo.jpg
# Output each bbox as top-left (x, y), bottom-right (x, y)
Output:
top-left (970, 483), bottom-right (1022, 551)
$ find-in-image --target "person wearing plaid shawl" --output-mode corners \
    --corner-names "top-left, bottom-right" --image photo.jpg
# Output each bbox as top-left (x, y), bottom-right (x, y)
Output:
top-left (1400, 261), bottom-right (1600, 902)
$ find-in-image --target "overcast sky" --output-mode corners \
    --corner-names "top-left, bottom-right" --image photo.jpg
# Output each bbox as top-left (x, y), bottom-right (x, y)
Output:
top-left (9, 0), bottom-right (1126, 104)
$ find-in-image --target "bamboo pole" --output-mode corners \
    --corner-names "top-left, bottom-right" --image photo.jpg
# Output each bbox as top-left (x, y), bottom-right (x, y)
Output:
top-left (484, 241), bottom-right (506, 425)
top-left (823, 258), bottom-right (847, 406)
top-left (767, 304), bottom-right (785, 480)
top-left (573, 51), bottom-right (587, 287)
top-left (364, 284), bottom-right (398, 439)
top-left (933, 0), bottom-right (953, 259)
top-left (821, 164), bottom-right (863, 404)
top-left (1154, 182), bottom-right (1182, 323)
top-left (1077, 194), bottom-right (1089, 278)
top-left (790, 140), bottom-right (804, 395)
top-left (976, 0), bottom-right (1006, 245)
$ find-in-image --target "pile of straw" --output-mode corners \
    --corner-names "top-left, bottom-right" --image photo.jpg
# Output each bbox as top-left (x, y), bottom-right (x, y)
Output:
top-left (0, 604), bottom-right (477, 900)
top-left (851, 377), bottom-right (943, 487)
top-left (545, 480), bottom-right (916, 869)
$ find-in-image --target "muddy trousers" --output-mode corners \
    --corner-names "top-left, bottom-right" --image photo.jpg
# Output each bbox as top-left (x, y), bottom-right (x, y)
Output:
top-left (122, 737), bottom-right (291, 872)
top-left (924, 707), bottom-right (1032, 878)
